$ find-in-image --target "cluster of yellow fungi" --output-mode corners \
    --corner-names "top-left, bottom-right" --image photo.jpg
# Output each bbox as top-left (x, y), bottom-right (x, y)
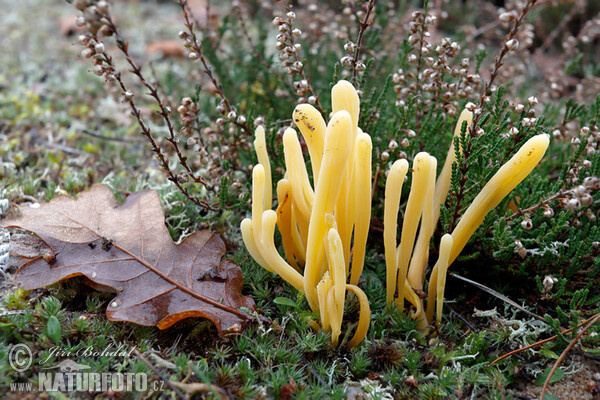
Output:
top-left (242, 80), bottom-right (550, 347)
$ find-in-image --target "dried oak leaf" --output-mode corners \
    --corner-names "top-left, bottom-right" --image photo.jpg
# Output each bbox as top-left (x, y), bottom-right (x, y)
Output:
top-left (0, 185), bottom-right (255, 334)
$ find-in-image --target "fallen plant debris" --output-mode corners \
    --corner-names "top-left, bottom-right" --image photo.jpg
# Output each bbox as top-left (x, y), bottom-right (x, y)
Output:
top-left (0, 185), bottom-right (255, 334)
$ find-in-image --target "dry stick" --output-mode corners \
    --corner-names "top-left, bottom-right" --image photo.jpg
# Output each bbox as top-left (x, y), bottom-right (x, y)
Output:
top-left (132, 349), bottom-right (187, 399)
top-left (413, 8), bottom-right (429, 131)
top-left (86, 13), bottom-right (216, 211)
top-left (504, 189), bottom-right (568, 222)
top-left (448, 0), bottom-right (538, 231)
top-left (178, 0), bottom-right (254, 136)
top-left (449, 273), bottom-right (546, 322)
top-left (536, 6), bottom-right (577, 55)
top-left (351, 0), bottom-right (375, 86)
top-left (282, 5), bottom-right (326, 120)
top-left (465, 20), bottom-right (500, 43)
top-left (92, 46), bottom-right (215, 211)
top-left (101, 16), bottom-right (211, 190)
top-left (540, 313), bottom-right (600, 400)
top-left (234, 4), bottom-right (274, 73)
top-left (490, 313), bottom-right (599, 366)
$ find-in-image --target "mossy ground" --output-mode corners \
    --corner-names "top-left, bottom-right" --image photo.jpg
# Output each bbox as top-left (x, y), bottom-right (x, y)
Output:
top-left (1, 1), bottom-right (599, 399)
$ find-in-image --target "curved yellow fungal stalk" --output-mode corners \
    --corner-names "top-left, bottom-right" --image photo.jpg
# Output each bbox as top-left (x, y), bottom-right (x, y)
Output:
top-left (332, 80), bottom-right (360, 130)
top-left (254, 126), bottom-right (272, 210)
top-left (259, 210), bottom-right (305, 291)
top-left (345, 284), bottom-right (371, 348)
top-left (276, 179), bottom-right (301, 271)
top-left (283, 128), bottom-right (314, 222)
top-left (407, 156), bottom-right (437, 290)
top-left (317, 273), bottom-right (333, 331)
top-left (304, 110), bottom-right (353, 312)
top-left (327, 229), bottom-right (346, 317)
top-left (396, 153), bottom-right (432, 311)
top-left (240, 218), bottom-right (270, 272)
top-left (407, 110), bottom-right (472, 292)
top-left (251, 164), bottom-right (266, 257)
top-left (327, 288), bottom-right (342, 346)
top-left (449, 134), bottom-right (550, 264)
top-left (384, 159), bottom-right (409, 304)
top-left (293, 104), bottom-right (326, 184)
top-left (435, 234), bottom-right (453, 326)
top-left (350, 133), bottom-right (372, 285)
top-left (331, 81), bottom-right (360, 270)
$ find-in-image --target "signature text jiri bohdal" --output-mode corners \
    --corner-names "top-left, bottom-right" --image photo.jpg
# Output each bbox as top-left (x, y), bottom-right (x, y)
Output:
top-left (42, 344), bottom-right (136, 364)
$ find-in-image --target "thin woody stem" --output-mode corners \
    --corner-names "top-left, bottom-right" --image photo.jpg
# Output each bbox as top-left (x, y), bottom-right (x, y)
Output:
top-left (351, 0), bottom-right (375, 86)
top-left (448, 0), bottom-right (538, 232)
top-left (178, 0), bottom-right (254, 136)
top-left (282, 4), bottom-right (326, 120)
top-left (100, 12), bottom-right (213, 191)
top-left (87, 30), bottom-right (216, 210)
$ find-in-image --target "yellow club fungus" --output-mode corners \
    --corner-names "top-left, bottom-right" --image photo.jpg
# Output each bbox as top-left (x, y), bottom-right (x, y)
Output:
top-left (385, 129), bottom-right (549, 328)
top-left (241, 80), bottom-right (372, 348)
top-left (241, 78), bottom-right (549, 347)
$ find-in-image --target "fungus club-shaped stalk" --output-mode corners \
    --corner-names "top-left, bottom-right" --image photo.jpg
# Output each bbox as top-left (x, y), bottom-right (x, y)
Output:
top-left (406, 155), bottom-right (437, 291)
top-left (434, 234), bottom-right (453, 326)
top-left (304, 110), bottom-right (353, 312)
top-left (331, 80), bottom-right (360, 272)
top-left (395, 153), bottom-right (433, 311)
top-left (242, 80), bottom-right (372, 347)
top-left (407, 110), bottom-right (472, 291)
top-left (253, 126), bottom-right (272, 210)
top-left (384, 160), bottom-right (409, 304)
top-left (383, 113), bottom-right (548, 329)
top-left (448, 134), bottom-right (550, 264)
top-left (350, 133), bottom-right (372, 285)
top-left (293, 104), bottom-right (326, 185)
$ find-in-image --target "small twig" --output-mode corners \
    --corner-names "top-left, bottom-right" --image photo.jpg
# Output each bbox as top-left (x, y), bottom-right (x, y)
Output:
top-left (82, 129), bottom-right (139, 143)
top-left (14, 195), bottom-right (41, 204)
top-left (449, 272), bottom-right (546, 322)
top-left (29, 130), bottom-right (87, 156)
top-left (449, 307), bottom-right (479, 332)
top-left (465, 20), bottom-right (500, 43)
top-left (509, 393), bottom-right (534, 400)
top-left (281, 5), bottom-right (326, 120)
top-left (504, 189), bottom-right (567, 222)
top-left (351, 0), bottom-right (375, 86)
top-left (133, 349), bottom-right (187, 399)
top-left (540, 313), bottom-right (600, 400)
top-left (448, 0), bottom-right (538, 232)
top-left (101, 14), bottom-right (213, 192)
top-left (178, 0), bottom-right (254, 136)
top-left (490, 314), bottom-right (598, 365)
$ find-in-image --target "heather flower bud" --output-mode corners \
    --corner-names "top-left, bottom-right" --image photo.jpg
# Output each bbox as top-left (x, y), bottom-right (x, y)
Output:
top-left (506, 39), bottom-right (519, 51)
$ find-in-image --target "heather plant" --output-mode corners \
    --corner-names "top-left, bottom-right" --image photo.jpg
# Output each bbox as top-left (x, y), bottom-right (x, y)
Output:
top-left (68, 0), bottom-right (599, 306)
top-left (2, 0), bottom-right (600, 397)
